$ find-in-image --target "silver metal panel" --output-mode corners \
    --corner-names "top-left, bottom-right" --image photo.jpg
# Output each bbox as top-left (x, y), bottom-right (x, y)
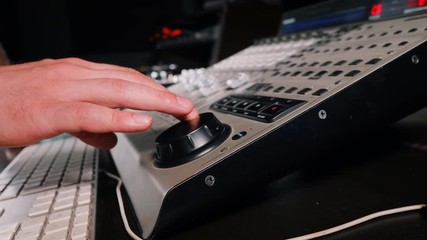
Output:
top-left (111, 14), bottom-right (427, 239)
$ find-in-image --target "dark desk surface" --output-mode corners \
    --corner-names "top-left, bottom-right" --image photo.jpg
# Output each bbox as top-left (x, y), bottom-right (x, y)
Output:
top-left (2, 109), bottom-right (427, 240)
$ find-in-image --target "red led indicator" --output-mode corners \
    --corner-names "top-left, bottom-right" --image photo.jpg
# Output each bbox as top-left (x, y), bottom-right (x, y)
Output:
top-left (271, 106), bottom-right (278, 111)
top-left (370, 3), bottom-right (383, 16)
top-left (418, 0), bottom-right (427, 7)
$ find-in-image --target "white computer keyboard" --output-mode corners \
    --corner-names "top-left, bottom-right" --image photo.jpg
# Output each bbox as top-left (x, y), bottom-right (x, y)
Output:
top-left (0, 137), bottom-right (96, 240)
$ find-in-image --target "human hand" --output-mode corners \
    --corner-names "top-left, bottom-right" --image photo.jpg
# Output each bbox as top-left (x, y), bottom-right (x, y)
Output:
top-left (0, 58), bottom-right (199, 149)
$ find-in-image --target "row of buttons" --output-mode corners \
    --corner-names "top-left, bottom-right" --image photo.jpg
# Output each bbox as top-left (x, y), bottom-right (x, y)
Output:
top-left (211, 95), bottom-right (306, 123)
top-left (247, 83), bottom-right (328, 96)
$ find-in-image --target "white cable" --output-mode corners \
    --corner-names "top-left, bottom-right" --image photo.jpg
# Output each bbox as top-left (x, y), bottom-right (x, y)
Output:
top-left (102, 170), bottom-right (426, 240)
top-left (102, 171), bottom-right (144, 240)
top-left (285, 204), bottom-right (426, 240)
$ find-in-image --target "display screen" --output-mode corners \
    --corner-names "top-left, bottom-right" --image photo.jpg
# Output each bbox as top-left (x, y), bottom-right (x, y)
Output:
top-left (279, 0), bottom-right (427, 35)
top-left (369, 0), bottom-right (427, 20)
top-left (279, 0), bottom-right (372, 35)
top-left (280, 7), bottom-right (367, 34)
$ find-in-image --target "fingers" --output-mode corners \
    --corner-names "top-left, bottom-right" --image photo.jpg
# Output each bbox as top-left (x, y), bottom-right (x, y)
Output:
top-left (57, 58), bottom-right (168, 91)
top-left (63, 78), bottom-right (195, 117)
top-left (71, 132), bottom-right (118, 149)
top-left (177, 108), bottom-right (200, 122)
top-left (49, 102), bottom-right (154, 134)
top-left (1, 57), bottom-right (199, 149)
top-left (4, 58), bottom-right (167, 92)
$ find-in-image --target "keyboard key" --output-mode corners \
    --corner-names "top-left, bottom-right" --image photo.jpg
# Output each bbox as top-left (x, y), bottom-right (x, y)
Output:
top-left (71, 224), bottom-right (88, 239)
top-left (56, 189), bottom-right (77, 201)
top-left (0, 231), bottom-right (15, 240)
top-left (14, 225), bottom-right (42, 240)
top-left (42, 230), bottom-right (68, 240)
top-left (0, 184), bottom-right (22, 200)
top-left (32, 195), bottom-right (55, 208)
top-left (21, 184), bottom-right (57, 196)
top-left (20, 216), bottom-right (47, 229)
top-left (0, 223), bottom-right (19, 234)
top-left (75, 205), bottom-right (90, 217)
top-left (81, 171), bottom-right (94, 182)
top-left (0, 178), bottom-right (12, 185)
top-left (48, 209), bottom-right (72, 223)
top-left (79, 183), bottom-right (92, 194)
top-left (44, 219), bottom-right (70, 235)
top-left (35, 190), bottom-right (56, 200)
top-left (77, 194), bottom-right (91, 205)
top-left (53, 197), bottom-right (75, 211)
top-left (61, 173), bottom-right (80, 186)
top-left (28, 204), bottom-right (51, 217)
top-left (73, 214), bottom-right (89, 227)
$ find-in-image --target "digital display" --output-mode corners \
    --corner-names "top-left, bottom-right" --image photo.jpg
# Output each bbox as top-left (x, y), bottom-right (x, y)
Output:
top-left (369, 0), bottom-right (427, 20)
top-left (279, 0), bottom-right (372, 35)
top-left (281, 7), bottom-right (367, 34)
top-left (279, 0), bottom-right (427, 36)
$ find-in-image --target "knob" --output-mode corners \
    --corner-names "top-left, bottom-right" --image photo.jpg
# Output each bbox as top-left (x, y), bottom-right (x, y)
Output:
top-left (226, 72), bottom-right (250, 89)
top-left (155, 112), bottom-right (231, 167)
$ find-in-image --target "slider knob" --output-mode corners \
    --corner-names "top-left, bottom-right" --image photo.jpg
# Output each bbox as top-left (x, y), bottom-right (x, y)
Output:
top-left (155, 112), bottom-right (231, 167)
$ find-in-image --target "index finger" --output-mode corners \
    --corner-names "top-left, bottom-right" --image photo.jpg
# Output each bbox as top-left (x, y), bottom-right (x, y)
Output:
top-left (64, 78), bottom-right (196, 119)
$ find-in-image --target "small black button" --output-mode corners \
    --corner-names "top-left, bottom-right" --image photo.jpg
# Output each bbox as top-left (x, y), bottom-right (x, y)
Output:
top-left (260, 104), bottom-right (288, 115)
top-left (254, 114), bottom-right (272, 121)
top-left (235, 100), bottom-right (255, 109)
top-left (345, 70), bottom-right (361, 77)
top-left (273, 86), bottom-right (286, 93)
top-left (232, 131), bottom-right (247, 140)
top-left (211, 104), bottom-right (221, 110)
top-left (312, 88), bottom-right (328, 96)
top-left (297, 88), bottom-right (312, 95)
top-left (218, 106), bottom-right (232, 111)
top-left (263, 85), bottom-right (275, 92)
top-left (225, 99), bottom-right (243, 107)
top-left (263, 96), bottom-right (277, 102)
top-left (310, 70), bottom-right (328, 80)
top-left (334, 60), bottom-right (347, 66)
top-left (329, 70), bottom-right (343, 77)
top-left (320, 61), bottom-right (332, 66)
top-left (230, 108), bottom-right (244, 114)
top-left (242, 111), bottom-right (258, 117)
top-left (303, 71), bottom-right (314, 77)
top-left (271, 71), bottom-right (281, 77)
top-left (217, 97), bottom-right (232, 105)
top-left (282, 99), bottom-right (301, 105)
top-left (366, 58), bottom-right (382, 65)
top-left (285, 87), bottom-right (298, 93)
top-left (246, 83), bottom-right (268, 92)
top-left (246, 102), bottom-right (270, 112)
top-left (349, 59), bottom-right (363, 65)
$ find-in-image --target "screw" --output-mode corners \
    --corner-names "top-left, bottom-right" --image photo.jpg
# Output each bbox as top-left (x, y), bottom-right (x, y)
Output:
top-left (205, 175), bottom-right (215, 187)
top-left (318, 110), bottom-right (327, 120)
top-left (411, 55), bottom-right (420, 64)
top-left (220, 147), bottom-right (229, 153)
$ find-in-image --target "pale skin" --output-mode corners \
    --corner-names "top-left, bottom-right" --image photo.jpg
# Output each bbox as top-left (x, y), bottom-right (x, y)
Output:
top-left (0, 58), bottom-right (199, 149)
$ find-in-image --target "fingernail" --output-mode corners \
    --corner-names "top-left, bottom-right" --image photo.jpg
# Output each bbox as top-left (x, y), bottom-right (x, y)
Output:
top-left (176, 95), bottom-right (193, 109)
top-left (132, 113), bottom-right (152, 125)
